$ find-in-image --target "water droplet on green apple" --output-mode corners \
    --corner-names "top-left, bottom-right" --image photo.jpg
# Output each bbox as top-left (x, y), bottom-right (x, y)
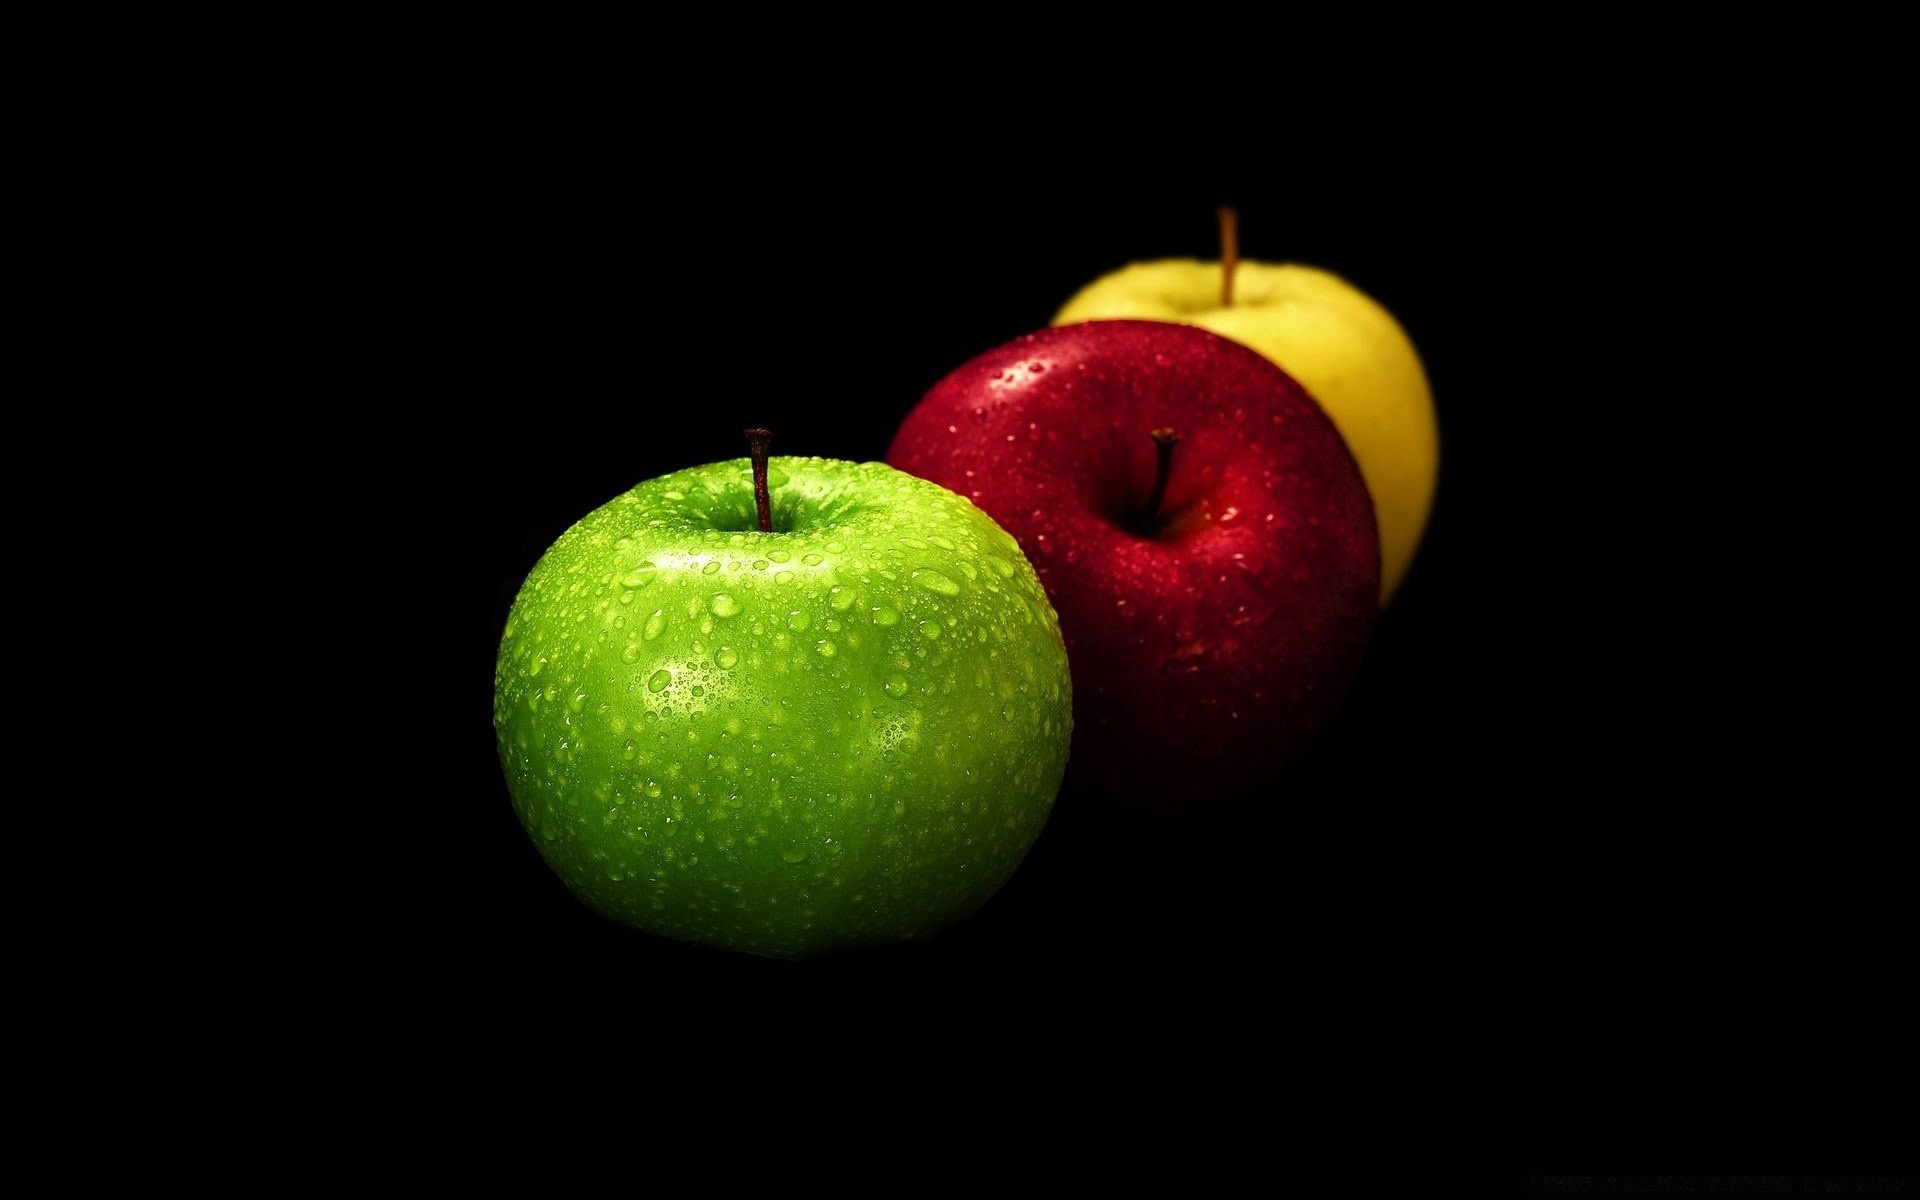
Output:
top-left (781, 847), bottom-right (807, 863)
top-left (899, 536), bottom-right (928, 550)
top-left (816, 640), bottom-right (837, 657)
top-left (711, 594), bottom-right (740, 618)
top-left (825, 541), bottom-right (845, 554)
top-left (622, 644), bottom-right (641, 664)
top-left (529, 656), bottom-right (546, 675)
top-left (920, 621), bottom-right (940, 639)
top-left (787, 610), bottom-right (810, 631)
top-left (643, 610), bottom-right (666, 641)
top-left (568, 692), bottom-right (586, 713)
top-left (775, 570), bottom-right (794, 583)
top-left (701, 561), bottom-right (721, 576)
top-left (829, 587), bottom-right (855, 611)
top-left (984, 555), bottom-right (1016, 578)
top-left (914, 569), bottom-right (960, 596)
top-left (871, 605), bottom-right (899, 627)
top-left (802, 553), bottom-right (823, 566)
top-left (647, 669), bottom-right (671, 693)
top-left (752, 559), bottom-right (769, 570)
top-left (884, 675), bottom-right (909, 698)
top-left (620, 563), bottom-right (656, 588)
top-left (715, 647), bottom-right (738, 669)
top-left (622, 739), bottom-right (636, 760)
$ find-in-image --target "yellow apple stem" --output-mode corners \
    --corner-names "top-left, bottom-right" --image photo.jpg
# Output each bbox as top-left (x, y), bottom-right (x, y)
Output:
top-left (744, 427), bottom-right (774, 532)
top-left (1218, 205), bottom-right (1238, 307)
top-left (1144, 426), bottom-right (1181, 531)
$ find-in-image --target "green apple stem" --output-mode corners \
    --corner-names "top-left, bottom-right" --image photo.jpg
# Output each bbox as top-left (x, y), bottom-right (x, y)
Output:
top-left (1144, 426), bottom-right (1181, 532)
top-left (1218, 205), bottom-right (1238, 307)
top-left (744, 427), bottom-right (774, 533)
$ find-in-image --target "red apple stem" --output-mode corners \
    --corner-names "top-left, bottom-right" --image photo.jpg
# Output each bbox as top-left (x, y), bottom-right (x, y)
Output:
top-left (1218, 205), bottom-right (1238, 307)
top-left (744, 427), bottom-right (774, 533)
top-left (1145, 426), bottom-right (1181, 530)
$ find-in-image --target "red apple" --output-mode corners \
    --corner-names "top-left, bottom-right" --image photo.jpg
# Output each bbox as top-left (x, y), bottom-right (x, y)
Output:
top-left (888, 320), bottom-right (1379, 801)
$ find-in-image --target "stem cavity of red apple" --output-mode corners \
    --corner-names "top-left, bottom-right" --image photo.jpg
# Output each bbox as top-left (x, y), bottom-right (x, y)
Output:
top-left (1218, 205), bottom-right (1238, 308)
top-left (1142, 425), bottom-right (1181, 534)
top-left (744, 427), bottom-right (774, 533)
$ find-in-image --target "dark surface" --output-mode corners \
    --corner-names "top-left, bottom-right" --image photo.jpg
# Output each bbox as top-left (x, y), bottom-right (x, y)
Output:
top-left (355, 163), bottom-right (1898, 1057)
top-left (386, 191), bottom-right (1480, 1008)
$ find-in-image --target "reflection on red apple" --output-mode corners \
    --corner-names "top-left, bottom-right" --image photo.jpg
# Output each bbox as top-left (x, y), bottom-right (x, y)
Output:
top-left (888, 320), bottom-right (1378, 801)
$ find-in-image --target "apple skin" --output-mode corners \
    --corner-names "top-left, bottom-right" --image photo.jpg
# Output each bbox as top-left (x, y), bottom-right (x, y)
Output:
top-left (494, 457), bottom-right (1072, 958)
top-left (887, 321), bottom-right (1377, 801)
top-left (1055, 260), bottom-right (1436, 604)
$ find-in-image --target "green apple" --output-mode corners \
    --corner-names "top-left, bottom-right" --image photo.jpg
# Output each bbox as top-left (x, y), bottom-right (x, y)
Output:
top-left (493, 453), bottom-right (1073, 958)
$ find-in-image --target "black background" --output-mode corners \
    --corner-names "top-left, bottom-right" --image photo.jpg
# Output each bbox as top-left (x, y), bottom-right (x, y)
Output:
top-left (364, 136), bottom-right (1902, 1077)
top-left (405, 188), bottom-right (1486, 1001)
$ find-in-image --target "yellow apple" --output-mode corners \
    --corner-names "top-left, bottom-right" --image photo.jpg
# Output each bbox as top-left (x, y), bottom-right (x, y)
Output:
top-left (1054, 260), bottom-right (1437, 604)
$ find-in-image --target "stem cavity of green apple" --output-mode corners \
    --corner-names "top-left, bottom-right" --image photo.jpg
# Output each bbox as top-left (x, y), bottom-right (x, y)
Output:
top-left (1218, 205), bottom-right (1238, 307)
top-left (744, 427), bottom-right (774, 533)
top-left (1143, 425), bottom-right (1181, 534)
